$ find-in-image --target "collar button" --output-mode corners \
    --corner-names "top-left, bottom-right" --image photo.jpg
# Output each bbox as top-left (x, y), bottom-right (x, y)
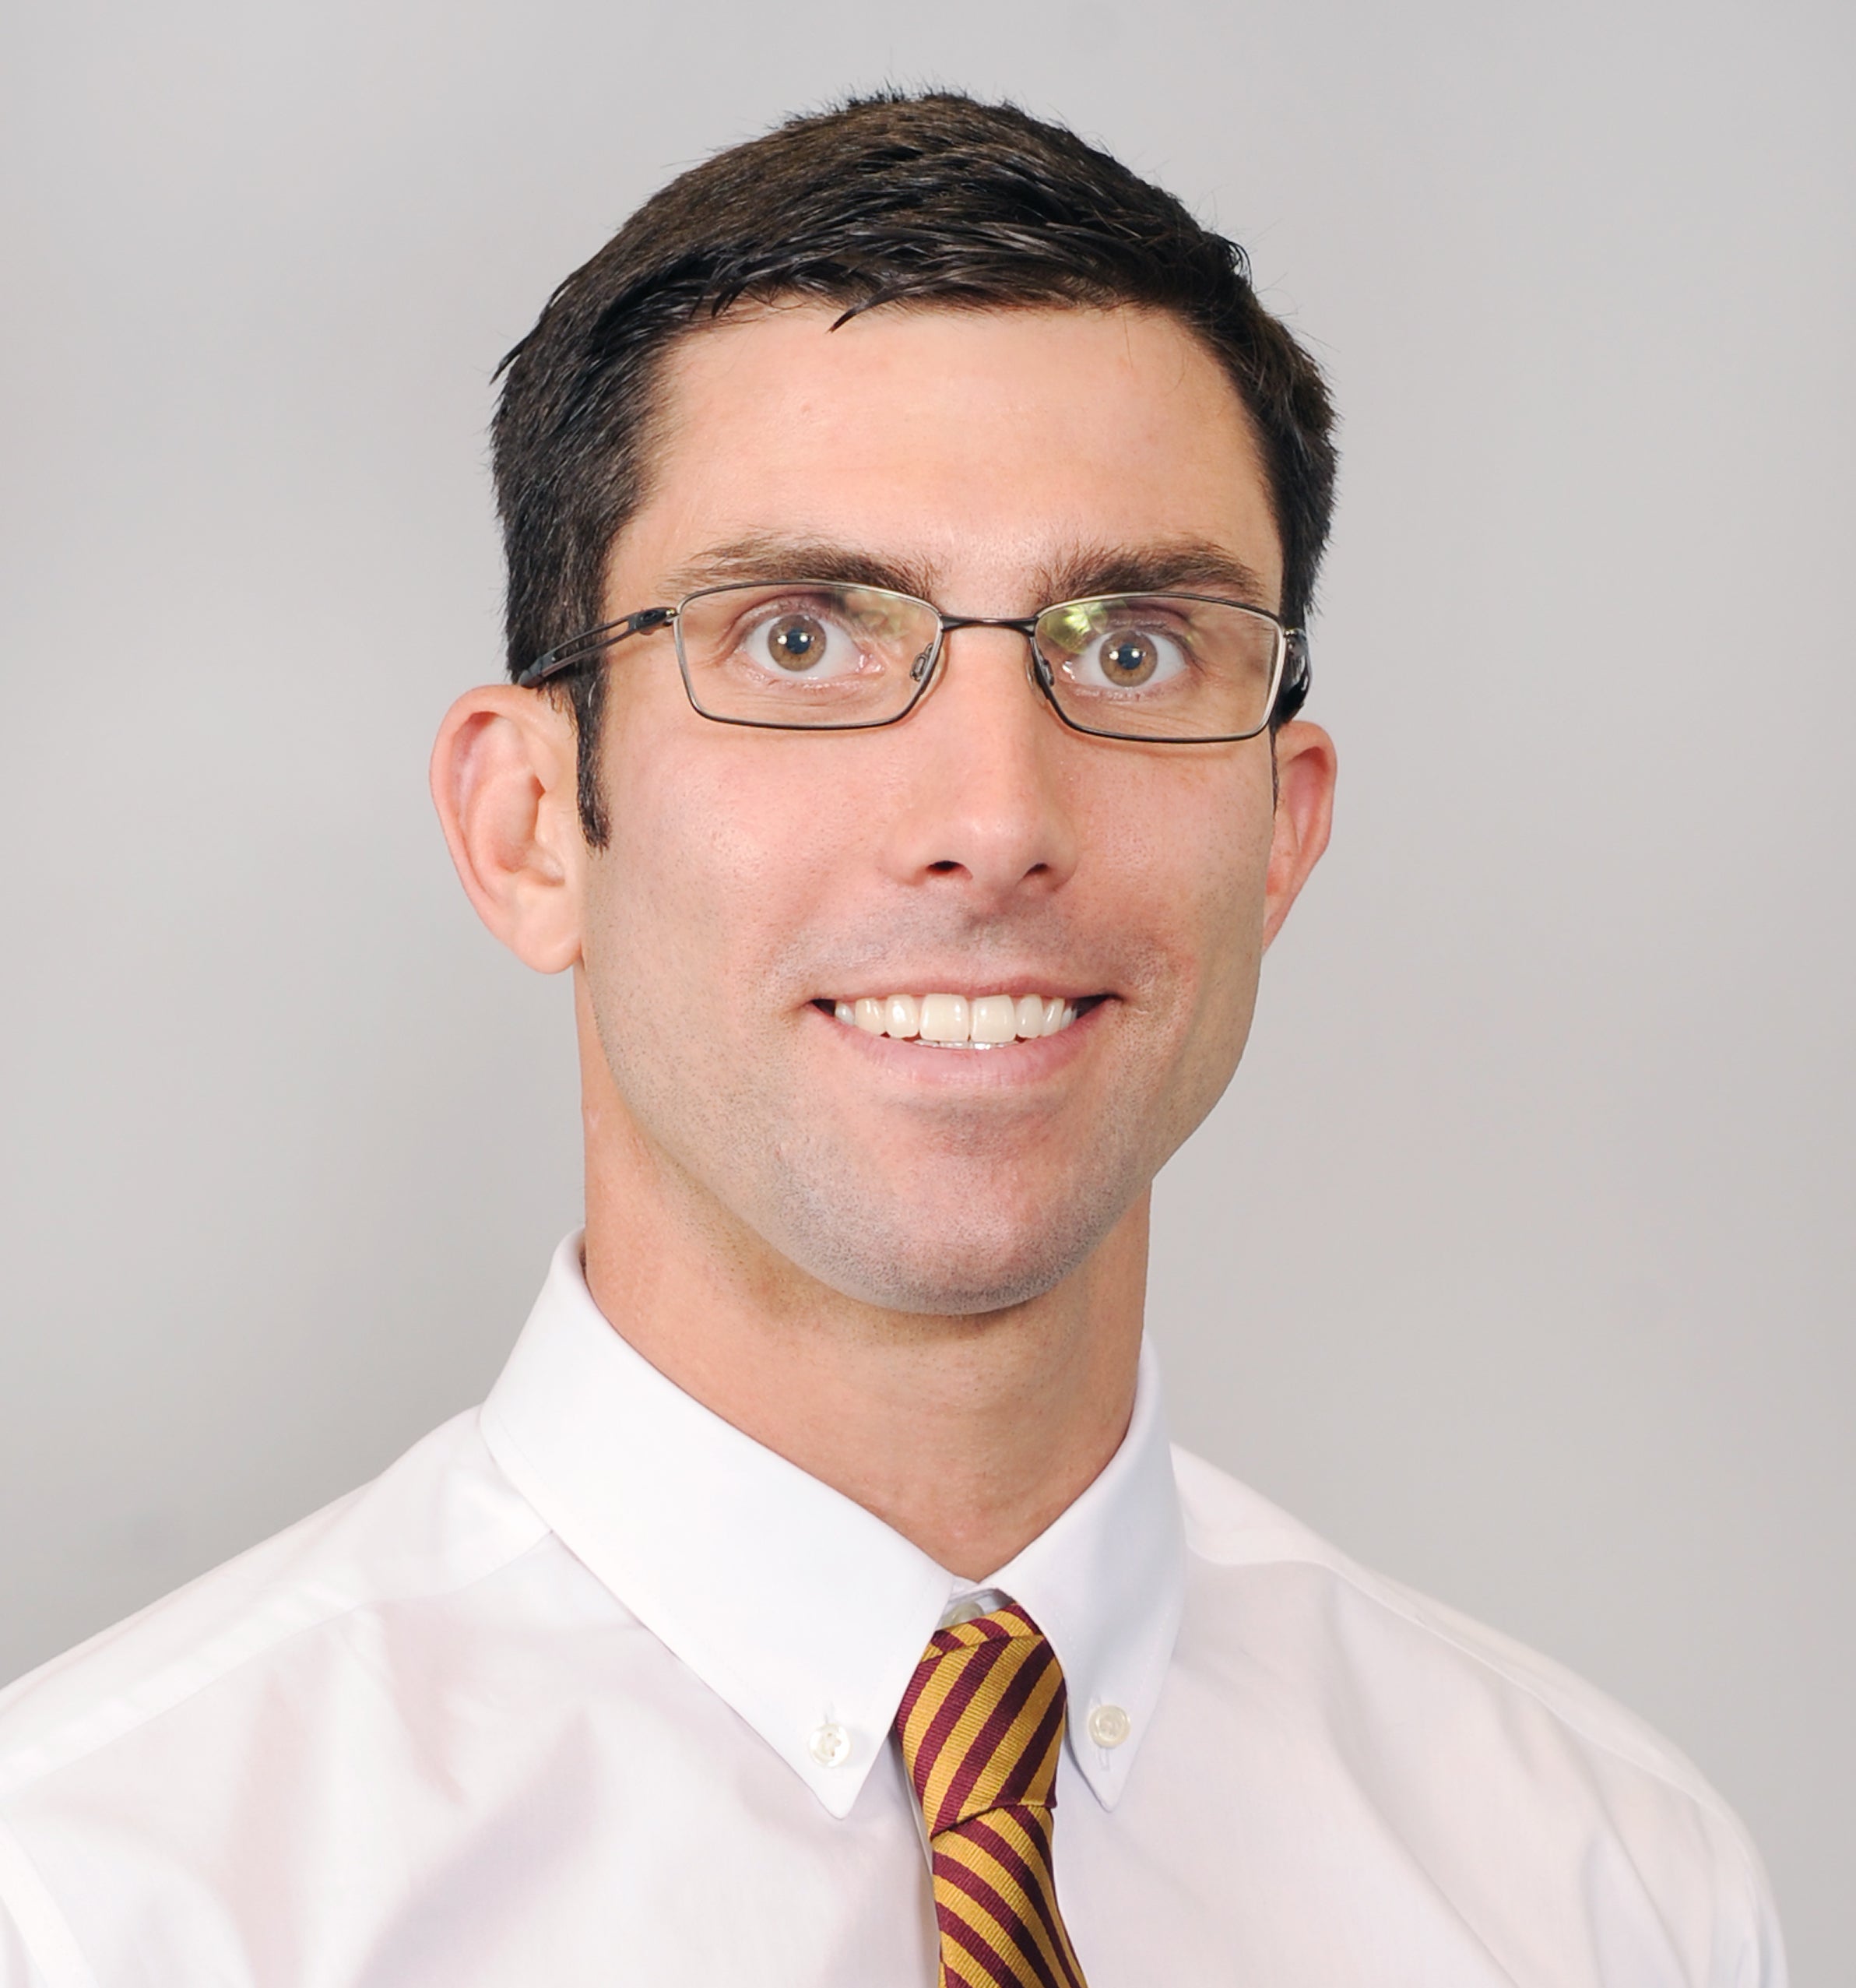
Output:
top-left (1086, 1703), bottom-right (1131, 1749)
top-left (809, 1722), bottom-right (852, 1768)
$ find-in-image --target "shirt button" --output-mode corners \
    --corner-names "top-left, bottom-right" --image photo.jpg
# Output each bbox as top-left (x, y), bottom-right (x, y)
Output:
top-left (1086, 1704), bottom-right (1131, 1749)
top-left (809, 1722), bottom-right (852, 1768)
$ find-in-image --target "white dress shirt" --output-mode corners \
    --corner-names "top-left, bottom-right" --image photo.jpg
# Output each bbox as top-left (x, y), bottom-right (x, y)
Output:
top-left (0, 1235), bottom-right (1785, 1986)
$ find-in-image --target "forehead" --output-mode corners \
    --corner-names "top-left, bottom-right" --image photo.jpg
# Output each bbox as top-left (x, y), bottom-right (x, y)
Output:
top-left (619, 302), bottom-right (1283, 609)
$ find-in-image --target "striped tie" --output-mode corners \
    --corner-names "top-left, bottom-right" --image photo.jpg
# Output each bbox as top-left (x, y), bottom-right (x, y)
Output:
top-left (895, 1600), bottom-right (1089, 1988)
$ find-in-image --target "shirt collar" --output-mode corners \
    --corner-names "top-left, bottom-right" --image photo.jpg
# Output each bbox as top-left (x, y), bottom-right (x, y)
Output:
top-left (480, 1233), bottom-right (1184, 1818)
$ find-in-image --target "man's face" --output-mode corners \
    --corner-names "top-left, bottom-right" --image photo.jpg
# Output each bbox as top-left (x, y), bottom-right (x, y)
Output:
top-left (576, 302), bottom-right (1308, 1315)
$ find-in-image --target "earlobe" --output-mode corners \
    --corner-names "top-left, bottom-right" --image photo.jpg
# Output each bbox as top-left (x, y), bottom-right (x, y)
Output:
top-left (430, 686), bottom-right (585, 973)
top-left (1262, 720), bottom-right (1337, 949)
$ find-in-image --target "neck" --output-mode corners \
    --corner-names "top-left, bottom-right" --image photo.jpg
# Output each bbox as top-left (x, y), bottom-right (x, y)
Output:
top-left (576, 1023), bottom-right (1146, 1584)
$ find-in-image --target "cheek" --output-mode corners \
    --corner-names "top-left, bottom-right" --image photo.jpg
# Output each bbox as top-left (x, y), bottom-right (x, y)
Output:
top-left (1162, 800), bottom-right (1275, 1117)
top-left (1085, 755), bottom-right (1274, 979)
top-left (590, 708), bottom-right (843, 988)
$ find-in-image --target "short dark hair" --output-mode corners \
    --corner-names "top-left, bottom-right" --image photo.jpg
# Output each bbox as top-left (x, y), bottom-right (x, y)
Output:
top-left (492, 91), bottom-right (1338, 844)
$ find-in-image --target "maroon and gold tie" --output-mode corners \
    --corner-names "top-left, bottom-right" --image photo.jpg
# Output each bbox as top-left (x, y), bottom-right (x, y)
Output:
top-left (895, 1600), bottom-right (1089, 1988)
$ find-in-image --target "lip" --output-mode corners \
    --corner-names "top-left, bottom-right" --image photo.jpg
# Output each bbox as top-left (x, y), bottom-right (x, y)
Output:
top-left (807, 994), bottom-right (1109, 1086)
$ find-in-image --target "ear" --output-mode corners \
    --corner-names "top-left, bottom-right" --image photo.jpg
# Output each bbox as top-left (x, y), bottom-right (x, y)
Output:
top-left (430, 685), bottom-right (586, 973)
top-left (1262, 720), bottom-right (1337, 948)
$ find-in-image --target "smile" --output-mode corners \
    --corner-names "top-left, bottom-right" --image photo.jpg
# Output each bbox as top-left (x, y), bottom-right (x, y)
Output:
top-left (822, 993), bottom-right (1086, 1047)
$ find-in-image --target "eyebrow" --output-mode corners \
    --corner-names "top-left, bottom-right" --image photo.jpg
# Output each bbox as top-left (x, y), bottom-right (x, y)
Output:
top-left (659, 536), bottom-right (937, 603)
top-left (656, 533), bottom-right (1278, 614)
top-left (1039, 540), bottom-right (1275, 610)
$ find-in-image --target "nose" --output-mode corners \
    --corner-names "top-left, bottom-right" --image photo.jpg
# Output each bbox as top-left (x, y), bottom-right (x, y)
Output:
top-left (878, 624), bottom-right (1081, 903)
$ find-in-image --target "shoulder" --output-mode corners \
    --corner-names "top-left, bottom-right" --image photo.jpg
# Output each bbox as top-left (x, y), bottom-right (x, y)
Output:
top-left (1172, 1446), bottom-right (1715, 1794)
top-left (1169, 1444), bottom-right (1787, 1985)
top-left (0, 1410), bottom-right (546, 1803)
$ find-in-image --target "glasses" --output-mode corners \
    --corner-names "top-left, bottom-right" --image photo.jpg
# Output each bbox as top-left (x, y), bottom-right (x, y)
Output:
top-left (516, 581), bottom-right (1308, 744)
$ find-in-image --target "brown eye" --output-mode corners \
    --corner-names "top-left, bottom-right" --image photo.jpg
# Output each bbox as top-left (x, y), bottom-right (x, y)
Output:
top-left (766, 614), bottom-right (828, 670)
top-left (1099, 632), bottom-right (1159, 685)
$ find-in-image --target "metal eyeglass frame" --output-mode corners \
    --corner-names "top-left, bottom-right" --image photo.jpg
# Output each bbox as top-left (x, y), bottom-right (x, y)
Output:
top-left (515, 581), bottom-right (1310, 744)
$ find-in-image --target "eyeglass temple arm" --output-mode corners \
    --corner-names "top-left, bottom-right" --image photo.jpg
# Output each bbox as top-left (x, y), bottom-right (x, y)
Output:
top-left (515, 605), bottom-right (677, 689)
top-left (1278, 628), bottom-right (1312, 714)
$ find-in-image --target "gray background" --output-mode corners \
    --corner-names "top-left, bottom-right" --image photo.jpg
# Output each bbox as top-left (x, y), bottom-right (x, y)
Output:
top-left (2, 0), bottom-right (1848, 1975)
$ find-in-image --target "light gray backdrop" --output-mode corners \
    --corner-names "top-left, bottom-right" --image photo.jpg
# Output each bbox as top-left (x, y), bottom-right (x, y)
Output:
top-left (2, 0), bottom-right (1849, 1974)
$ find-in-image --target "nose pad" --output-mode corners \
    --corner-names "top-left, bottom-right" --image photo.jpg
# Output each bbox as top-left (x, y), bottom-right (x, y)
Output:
top-left (1025, 642), bottom-right (1060, 711)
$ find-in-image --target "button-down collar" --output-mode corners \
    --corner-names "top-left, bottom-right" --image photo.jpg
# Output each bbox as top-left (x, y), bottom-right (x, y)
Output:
top-left (480, 1234), bottom-right (1184, 1819)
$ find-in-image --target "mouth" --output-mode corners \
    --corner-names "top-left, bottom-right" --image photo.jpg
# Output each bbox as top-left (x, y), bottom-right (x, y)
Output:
top-left (813, 991), bottom-right (1100, 1048)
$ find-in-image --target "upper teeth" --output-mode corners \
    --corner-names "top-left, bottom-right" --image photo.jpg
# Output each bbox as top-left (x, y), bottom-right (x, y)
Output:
top-left (831, 993), bottom-right (1078, 1045)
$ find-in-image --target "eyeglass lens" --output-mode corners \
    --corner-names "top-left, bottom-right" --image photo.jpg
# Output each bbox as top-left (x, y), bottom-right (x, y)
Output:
top-left (671, 582), bottom-right (1282, 739)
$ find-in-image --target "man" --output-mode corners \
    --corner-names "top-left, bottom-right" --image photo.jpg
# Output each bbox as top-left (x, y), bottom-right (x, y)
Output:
top-left (0, 91), bottom-right (1784, 1986)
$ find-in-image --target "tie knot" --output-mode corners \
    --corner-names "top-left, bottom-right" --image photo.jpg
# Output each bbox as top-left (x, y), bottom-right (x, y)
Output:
top-left (895, 1601), bottom-right (1068, 1838)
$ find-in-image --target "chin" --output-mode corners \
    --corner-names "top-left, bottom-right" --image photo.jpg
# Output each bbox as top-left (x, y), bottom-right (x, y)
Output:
top-left (771, 1184), bottom-right (1123, 1318)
